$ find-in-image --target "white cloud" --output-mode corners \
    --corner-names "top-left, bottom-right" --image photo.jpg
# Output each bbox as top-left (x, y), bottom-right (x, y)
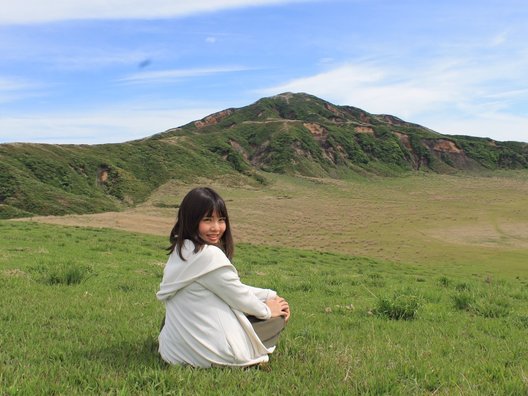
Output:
top-left (118, 66), bottom-right (252, 84)
top-left (258, 62), bottom-right (458, 118)
top-left (0, 77), bottom-right (26, 91)
top-left (0, 76), bottom-right (40, 92)
top-left (259, 58), bottom-right (528, 143)
top-left (0, 106), bottom-right (219, 144)
top-left (0, 0), bottom-right (315, 24)
top-left (425, 113), bottom-right (528, 143)
top-left (490, 31), bottom-right (508, 47)
top-left (206, 36), bottom-right (217, 44)
top-left (0, 76), bottom-right (45, 104)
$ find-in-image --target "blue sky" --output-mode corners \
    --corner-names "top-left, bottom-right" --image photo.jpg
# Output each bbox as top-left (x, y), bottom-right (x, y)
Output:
top-left (1, 0), bottom-right (527, 144)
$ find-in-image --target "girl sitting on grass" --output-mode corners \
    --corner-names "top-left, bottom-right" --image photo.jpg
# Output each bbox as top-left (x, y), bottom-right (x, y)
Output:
top-left (157, 187), bottom-right (290, 368)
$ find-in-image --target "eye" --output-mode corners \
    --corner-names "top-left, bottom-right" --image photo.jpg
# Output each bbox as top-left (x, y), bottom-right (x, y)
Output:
top-left (218, 217), bottom-right (226, 223)
top-left (202, 217), bottom-right (212, 222)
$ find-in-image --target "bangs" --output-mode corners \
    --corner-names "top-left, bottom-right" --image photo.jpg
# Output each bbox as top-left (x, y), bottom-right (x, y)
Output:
top-left (204, 199), bottom-right (228, 219)
top-left (170, 186), bottom-right (234, 259)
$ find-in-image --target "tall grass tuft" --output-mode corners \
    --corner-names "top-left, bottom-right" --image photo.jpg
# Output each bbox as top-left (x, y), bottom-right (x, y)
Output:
top-left (438, 276), bottom-right (451, 287)
top-left (473, 299), bottom-right (510, 318)
top-left (31, 260), bottom-right (94, 285)
top-left (452, 286), bottom-right (512, 318)
top-left (452, 291), bottom-right (475, 311)
top-left (374, 289), bottom-right (421, 320)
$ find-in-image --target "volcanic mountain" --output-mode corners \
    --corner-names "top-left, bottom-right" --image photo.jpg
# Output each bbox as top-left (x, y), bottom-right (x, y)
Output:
top-left (1, 92), bottom-right (527, 218)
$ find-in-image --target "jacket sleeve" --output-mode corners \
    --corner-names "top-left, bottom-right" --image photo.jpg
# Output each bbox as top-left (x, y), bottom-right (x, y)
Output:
top-left (197, 267), bottom-right (272, 320)
top-left (245, 285), bottom-right (277, 302)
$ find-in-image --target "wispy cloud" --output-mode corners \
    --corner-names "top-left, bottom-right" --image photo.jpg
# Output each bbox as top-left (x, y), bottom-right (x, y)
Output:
top-left (258, 62), bottom-right (458, 118)
top-left (426, 113), bottom-right (528, 143)
top-left (0, 0), bottom-right (316, 24)
top-left (0, 76), bottom-right (44, 104)
top-left (118, 66), bottom-right (253, 84)
top-left (0, 77), bottom-right (32, 91)
top-left (258, 51), bottom-right (528, 142)
top-left (490, 31), bottom-right (508, 47)
top-left (260, 49), bottom-right (528, 117)
top-left (50, 51), bottom-right (156, 71)
top-left (0, 105), bottom-right (220, 144)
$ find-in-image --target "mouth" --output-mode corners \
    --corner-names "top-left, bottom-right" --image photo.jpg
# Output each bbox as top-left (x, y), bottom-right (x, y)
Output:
top-left (206, 234), bottom-right (220, 242)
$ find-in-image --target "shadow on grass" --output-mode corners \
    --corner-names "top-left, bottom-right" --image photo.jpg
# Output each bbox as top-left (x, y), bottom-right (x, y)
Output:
top-left (77, 335), bottom-right (274, 373)
top-left (78, 335), bottom-right (169, 370)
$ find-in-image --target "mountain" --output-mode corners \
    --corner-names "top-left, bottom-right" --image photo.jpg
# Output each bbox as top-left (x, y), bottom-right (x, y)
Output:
top-left (153, 92), bottom-right (528, 175)
top-left (1, 92), bottom-right (527, 219)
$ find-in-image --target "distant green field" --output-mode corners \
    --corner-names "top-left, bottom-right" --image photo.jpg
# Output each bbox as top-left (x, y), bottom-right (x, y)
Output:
top-left (1, 221), bottom-right (528, 394)
top-left (22, 171), bottom-right (528, 279)
top-left (3, 93), bottom-right (528, 221)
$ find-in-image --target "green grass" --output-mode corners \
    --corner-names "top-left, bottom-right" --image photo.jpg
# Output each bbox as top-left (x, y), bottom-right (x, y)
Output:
top-left (2, 221), bottom-right (528, 394)
top-left (134, 171), bottom-right (528, 277)
top-left (0, 139), bottom-right (245, 219)
top-left (3, 93), bottom-right (527, 220)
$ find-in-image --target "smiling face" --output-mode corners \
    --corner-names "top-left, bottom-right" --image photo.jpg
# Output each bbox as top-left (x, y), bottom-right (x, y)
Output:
top-left (171, 187), bottom-right (235, 260)
top-left (198, 211), bottom-right (226, 245)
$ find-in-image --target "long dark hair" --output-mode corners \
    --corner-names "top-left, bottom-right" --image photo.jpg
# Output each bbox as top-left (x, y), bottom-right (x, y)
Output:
top-left (168, 187), bottom-right (234, 260)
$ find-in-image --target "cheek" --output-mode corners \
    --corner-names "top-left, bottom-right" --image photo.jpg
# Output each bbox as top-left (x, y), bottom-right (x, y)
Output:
top-left (198, 222), bottom-right (208, 236)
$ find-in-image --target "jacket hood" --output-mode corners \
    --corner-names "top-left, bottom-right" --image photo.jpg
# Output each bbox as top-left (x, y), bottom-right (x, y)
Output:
top-left (156, 240), bottom-right (233, 301)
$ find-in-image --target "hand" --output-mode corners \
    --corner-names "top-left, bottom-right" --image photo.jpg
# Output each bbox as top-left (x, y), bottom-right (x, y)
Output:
top-left (277, 295), bottom-right (291, 323)
top-left (266, 296), bottom-right (290, 322)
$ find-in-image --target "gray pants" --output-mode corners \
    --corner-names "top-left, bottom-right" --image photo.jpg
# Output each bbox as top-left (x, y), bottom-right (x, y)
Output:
top-left (247, 316), bottom-right (286, 348)
top-left (160, 315), bottom-right (286, 349)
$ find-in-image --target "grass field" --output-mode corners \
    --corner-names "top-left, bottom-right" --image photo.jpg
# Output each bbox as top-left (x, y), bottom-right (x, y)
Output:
top-left (23, 171), bottom-right (528, 276)
top-left (2, 172), bottom-right (528, 394)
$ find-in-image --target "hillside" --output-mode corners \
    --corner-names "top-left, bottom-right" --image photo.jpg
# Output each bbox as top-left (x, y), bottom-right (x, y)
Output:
top-left (153, 92), bottom-right (527, 175)
top-left (1, 92), bottom-right (527, 218)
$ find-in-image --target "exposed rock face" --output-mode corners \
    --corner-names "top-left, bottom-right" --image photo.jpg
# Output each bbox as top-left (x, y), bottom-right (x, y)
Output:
top-left (379, 114), bottom-right (406, 126)
top-left (303, 123), bottom-right (328, 141)
top-left (324, 103), bottom-right (342, 117)
top-left (99, 170), bottom-right (108, 182)
top-left (96, 166), bottom-right (109, 184)
top-left (432, 139), bottom-right (462, 153)
top-left (354, 126), bottom-right (374, 134)
top-left (394, 132), bottom-right (412, 150)
top-left (422, 138), bottom-right (478, 170)
top-left (229, 140), bottom-right (249, 161)
top-left (359, 113), bottom-right (371, 124)
top-left (194, 109), bottom-right (234, 128)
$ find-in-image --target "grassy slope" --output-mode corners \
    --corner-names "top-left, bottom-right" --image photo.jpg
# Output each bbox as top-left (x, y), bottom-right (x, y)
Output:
top-left (1, 221), bottom-right (527, 394)
top-left (156, 93), bottom-right (528, 176)
top-left (36, 170), bottom-right (524, 277)
top-left (2, 93), bottom-right (528, 220)
top-left (1, 93), bottom-right (527, 393)
top-left (0, 139), bottom-right (243, 219)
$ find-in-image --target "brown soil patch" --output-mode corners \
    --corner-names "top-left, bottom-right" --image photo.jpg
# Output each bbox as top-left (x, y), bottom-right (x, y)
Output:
top-left (2, 269), bottom-right (27, 277)
top-left (17, 211), bottom-right (174, 237)
top-left (394, 132), bottom-right (412, 150)
top-left (303, 123), bottom-right (328, 140)
top-left (432, 139), bottom-right (462, 153)
top-left (12, 173), bottom-right (528, 270)
top-left (230, 140), bottom-right (249, 160)
top-left (426, 223), bottom-right (528, 249)
top-left (354, 126), bottom-right (374, 134)
top-left (194, 109), bottom-right (234, 128)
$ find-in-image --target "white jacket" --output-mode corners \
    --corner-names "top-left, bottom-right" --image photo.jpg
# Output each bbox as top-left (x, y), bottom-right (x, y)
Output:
top-left (156, 240), bottom-right (277, 367)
